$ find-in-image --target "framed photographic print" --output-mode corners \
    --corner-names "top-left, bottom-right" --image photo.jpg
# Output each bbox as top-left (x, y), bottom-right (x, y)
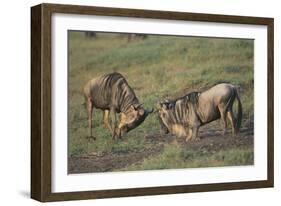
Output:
top-left (31, 3), bottom-right (274, 202)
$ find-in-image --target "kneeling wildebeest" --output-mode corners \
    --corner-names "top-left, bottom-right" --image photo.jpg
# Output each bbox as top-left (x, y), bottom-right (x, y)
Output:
top-left (157, 83), bottom-right (242, 141)
top-left (83, 72), bottom-right (153, 140)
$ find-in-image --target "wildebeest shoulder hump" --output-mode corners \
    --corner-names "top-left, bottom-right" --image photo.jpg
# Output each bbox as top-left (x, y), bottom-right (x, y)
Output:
top-left (180, 91), bottom-right (200, 105)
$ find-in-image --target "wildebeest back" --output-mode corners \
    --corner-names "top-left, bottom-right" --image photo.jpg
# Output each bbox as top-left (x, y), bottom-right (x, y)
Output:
top-left (83, 72), bottom-right (139, 112)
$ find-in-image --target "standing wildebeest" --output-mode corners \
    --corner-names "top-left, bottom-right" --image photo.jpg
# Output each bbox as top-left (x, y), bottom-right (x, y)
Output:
top-left (157, 83), bottom-right (242, 141)
top-left (83, 72), bottom-right (153, 139)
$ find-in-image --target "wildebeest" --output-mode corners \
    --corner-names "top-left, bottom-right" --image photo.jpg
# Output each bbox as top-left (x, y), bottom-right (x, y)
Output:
top-left (83, 72), bottom-right (153, 140)
top-left (157, 83), bottom-right (242, 141)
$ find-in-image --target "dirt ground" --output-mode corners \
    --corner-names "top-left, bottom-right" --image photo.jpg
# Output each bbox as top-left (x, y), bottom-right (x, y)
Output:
top-left (68, 118), bottom-right (253, 174)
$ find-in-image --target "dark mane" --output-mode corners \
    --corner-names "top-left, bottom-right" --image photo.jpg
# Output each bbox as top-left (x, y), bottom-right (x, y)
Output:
top-left (160, 91), bottom-right (200, 109)
top-left (185, 92), bottom-right (200, 104)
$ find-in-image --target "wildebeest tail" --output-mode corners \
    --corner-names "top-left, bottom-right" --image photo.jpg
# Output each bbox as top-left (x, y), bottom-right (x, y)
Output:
top-left (235, 87), bottom-right (243, 132)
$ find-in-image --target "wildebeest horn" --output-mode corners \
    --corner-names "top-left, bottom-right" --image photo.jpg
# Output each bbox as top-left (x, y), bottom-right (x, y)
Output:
top-left (133, 103), bottom-right (143, 109)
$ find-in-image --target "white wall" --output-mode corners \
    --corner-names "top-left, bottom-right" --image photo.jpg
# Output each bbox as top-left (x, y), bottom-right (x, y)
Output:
top-left (0, 0), bottom-right (279, 205)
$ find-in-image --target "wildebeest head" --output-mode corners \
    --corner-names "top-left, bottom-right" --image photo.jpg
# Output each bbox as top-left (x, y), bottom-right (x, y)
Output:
top-left (156, 93), bottom-right (201, 137)
top-left (155, 100), bottom-right (175, 134)
top-left (156, 96), bottom-right (194, 136)
top-left (116, 103), bottom-right (153, 138)
top-left (156, 100), bottom-right (174, 117)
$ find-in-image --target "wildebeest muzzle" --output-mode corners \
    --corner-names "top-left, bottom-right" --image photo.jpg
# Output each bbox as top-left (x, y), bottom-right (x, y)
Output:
top-left (120, 108), bottom-right (154, 137)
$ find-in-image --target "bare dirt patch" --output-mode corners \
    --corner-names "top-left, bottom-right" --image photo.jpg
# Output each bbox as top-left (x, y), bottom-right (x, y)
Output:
top-left (68, 119), bottom-right (253, 174)
top-left (68, 145), bottom-right (163, 173)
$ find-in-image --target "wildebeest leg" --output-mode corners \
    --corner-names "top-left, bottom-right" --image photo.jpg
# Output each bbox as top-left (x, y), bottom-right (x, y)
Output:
top-left (103, 110), bottom-right (113, 134)
top-left (110, 108), bottom-right (117, 139)
top-left (191, 126), bottom-right (200, 141)
top-left (185, 128), bottom-right (193, 142)
top-left (157, 114), bottom-right (169, 134)
top-left (87, 98), bottom-right (95, 139)
top-left (227, 110), bottom-right (236, 136)
top-left (219, 105), bottom-right (227, 135)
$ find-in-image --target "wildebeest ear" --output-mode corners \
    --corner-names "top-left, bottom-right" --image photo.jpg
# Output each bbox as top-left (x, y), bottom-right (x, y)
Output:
top-left (163, 102), bottom-right (172, 110)
top-left (130, 105), bottom-right (136, 111)
top-left (197, 93), bottom-right (201, 97)
top-left (186, 96), bottom-right (189, 100)
top-left (139, 108), bottom-right (145, 115)
top-left (165, 103), bottom-right (170, 109)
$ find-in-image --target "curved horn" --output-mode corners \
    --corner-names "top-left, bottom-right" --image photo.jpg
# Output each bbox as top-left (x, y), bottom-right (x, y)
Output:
top-left (133, 103), bottom-right (143, 109)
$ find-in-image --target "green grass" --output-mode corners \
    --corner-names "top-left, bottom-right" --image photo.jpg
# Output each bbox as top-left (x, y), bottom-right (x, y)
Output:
top-left (120, 145), bottom-right (254, 171)
top-left (68, 31), bottom-right (254, 171)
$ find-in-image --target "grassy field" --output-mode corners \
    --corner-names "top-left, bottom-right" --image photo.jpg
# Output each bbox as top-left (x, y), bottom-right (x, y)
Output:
top-left (68, 31), bottom-right (254, 173)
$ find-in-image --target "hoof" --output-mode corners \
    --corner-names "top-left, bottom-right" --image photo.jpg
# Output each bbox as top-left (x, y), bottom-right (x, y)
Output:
top-left (112, 135), bottom-right (119, 140)
top-left (193, 137), bottom-right (201, 141)
top-left (233, 131), bottom-right (238, 137)
top-left (86, 136), bottom-right (96, 141)
top-left (171, 138), bottom-right (179, 146)
top-left (113, 133), bottom-right (122, 140)
top-left (113, 137), bottom-right (122, 141)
